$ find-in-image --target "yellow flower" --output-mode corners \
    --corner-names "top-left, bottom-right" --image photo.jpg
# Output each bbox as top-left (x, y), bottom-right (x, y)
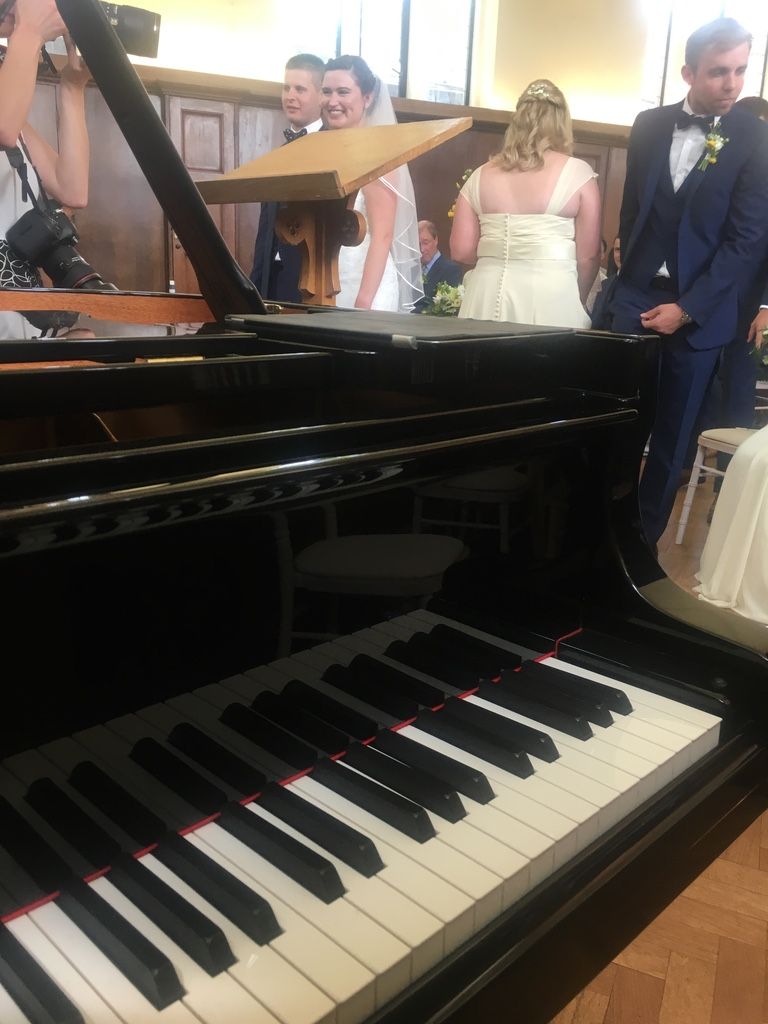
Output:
top-left (708, 155), bottom-right (717, 163)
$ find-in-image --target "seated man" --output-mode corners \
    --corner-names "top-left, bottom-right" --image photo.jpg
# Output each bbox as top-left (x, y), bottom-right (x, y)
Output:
top-left (414, 219), bottom-right (463, 311)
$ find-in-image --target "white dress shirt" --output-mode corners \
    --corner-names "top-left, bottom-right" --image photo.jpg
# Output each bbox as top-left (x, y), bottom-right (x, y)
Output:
top-left (669, 96), bottom-right (719, 191)
top-left (292, 117), bottom-right (323, 136)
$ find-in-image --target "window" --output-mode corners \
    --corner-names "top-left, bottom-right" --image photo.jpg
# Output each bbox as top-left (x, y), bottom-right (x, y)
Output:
top-left (339, 0), bottom-right (405, 96)
top-left (407, 0), bottom-right (475, 104)
top-left (336, 0), bottom-right (474, 101)
top-left (651, 0), bottom-right (768, 106)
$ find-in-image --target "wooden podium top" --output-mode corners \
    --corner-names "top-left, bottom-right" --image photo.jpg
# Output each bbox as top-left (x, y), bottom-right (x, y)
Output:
top-left (196, 117), bottom-right (472, 205)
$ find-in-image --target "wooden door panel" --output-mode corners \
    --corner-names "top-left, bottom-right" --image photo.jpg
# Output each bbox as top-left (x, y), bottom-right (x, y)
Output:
top-left (235, 105), bottom-right (285, 275)
top-left (167, 96), bottom-right (236, 294)
top-left (28, 82), bottom-right (166, 293)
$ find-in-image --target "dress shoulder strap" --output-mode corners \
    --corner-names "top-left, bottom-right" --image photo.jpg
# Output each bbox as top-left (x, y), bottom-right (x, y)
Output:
top-left (545, 157), bottom-right (597, 215)
top-left (459, 166), bottom-right (484, 214)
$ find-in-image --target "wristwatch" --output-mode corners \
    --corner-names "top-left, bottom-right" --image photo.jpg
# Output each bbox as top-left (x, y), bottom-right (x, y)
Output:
top-left (678, 307), bottom-right (693, 326)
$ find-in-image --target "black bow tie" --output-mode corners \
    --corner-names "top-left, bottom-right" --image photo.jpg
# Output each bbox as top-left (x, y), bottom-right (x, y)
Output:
top-left (675, 111), bottom-right (715, 131)
top-left (283, 127), bottom-right (308, 142)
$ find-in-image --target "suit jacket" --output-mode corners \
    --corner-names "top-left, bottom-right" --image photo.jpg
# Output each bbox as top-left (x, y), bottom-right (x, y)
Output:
top-left (618, 102), bottom-right (768, 349)
top-left (250, 197), bottom-right (303, 304)
top-left (250, 127), bottom-right (326, 303)
top-left (413, 253), bottom-right (464, 311)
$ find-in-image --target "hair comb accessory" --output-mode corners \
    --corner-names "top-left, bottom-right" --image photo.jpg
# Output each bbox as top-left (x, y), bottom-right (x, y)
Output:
top-left (523, 81), bottom-right (556, 102)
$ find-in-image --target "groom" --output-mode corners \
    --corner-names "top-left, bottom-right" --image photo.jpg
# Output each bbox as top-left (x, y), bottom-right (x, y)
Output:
top-left (250, 53), bottom-right (325, 302)
top-left (608, 17), bottom-right (768, 546)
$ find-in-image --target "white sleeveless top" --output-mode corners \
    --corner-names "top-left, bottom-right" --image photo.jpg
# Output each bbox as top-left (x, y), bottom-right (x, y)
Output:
top-left (0, 139), bottom-right (39, 340)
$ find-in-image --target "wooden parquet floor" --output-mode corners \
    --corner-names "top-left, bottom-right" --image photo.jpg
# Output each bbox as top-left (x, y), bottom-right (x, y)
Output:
top-left (549, 814), bottom-right (768, 1024)
top-left (548, 470), bottom-right (767, 1024)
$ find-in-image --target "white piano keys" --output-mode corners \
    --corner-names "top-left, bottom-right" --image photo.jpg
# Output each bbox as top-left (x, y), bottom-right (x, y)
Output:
top-left (292, 775), bottom-right (481, 950)
top-left (188, 823), bottom-right (412, 1010)
top-left (90, 875), bottom-right (284, 1024)
top-left (27, 901), bottom-right (199, 1024)
top-left (140, 851), bottom-right (371, 1024)
top-left (241, 800), bottom-right (445, 978)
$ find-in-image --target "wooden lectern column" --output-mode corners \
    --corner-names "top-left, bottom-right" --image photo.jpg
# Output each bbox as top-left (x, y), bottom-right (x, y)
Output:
top-left (275, 193), bottom-right (366, 306)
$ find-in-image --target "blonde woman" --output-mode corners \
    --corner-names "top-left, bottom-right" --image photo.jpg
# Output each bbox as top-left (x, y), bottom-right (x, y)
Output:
top-left (450, 79), bottom-right (601, 327)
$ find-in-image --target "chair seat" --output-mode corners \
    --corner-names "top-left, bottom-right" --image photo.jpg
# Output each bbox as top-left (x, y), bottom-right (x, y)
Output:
top-left (294, 534), bottom-right (467, 596)
top-left (676, 427), bottom-right (758, 544)
top-left (698, 427), bottom-right (757, 454)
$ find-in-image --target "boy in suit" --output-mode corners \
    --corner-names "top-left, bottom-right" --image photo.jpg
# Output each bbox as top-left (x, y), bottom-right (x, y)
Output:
top-left (250, 53), bottom-right (325, 302)
top-left (608, 18), bottom-right (768, 545)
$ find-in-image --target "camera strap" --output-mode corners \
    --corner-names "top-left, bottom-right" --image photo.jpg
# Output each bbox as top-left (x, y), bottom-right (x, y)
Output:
top-left (3, 138), bottom-right (51, 213)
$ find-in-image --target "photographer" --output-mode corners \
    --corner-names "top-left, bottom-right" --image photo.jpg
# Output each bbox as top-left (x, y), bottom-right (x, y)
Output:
top-left (0, 0), bottom-right (90, 338)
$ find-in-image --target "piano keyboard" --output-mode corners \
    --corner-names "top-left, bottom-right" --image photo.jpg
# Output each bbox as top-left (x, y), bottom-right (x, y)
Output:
top-left (0, 611), bottom-right (722, 1024)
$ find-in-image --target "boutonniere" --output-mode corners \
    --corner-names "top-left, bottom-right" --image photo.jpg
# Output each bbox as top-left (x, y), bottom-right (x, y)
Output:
top-left (697, 125), bottom-right (729, 172)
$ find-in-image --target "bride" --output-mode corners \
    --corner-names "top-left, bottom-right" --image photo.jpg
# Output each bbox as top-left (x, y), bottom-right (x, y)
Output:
top-left (450, 79), bottom-right (601, 327)
top-left (321, 55), bottom-right (423, 312)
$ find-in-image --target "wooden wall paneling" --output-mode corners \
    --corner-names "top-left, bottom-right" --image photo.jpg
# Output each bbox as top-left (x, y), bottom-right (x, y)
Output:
top-left (234, 104), bottom-right (286, 276)
top-left (76, 87), bottom-right (166, 292)
top-left (603, 145), bottom-right (628, 256)
top-left (166, 95), bottom-right (237, 294)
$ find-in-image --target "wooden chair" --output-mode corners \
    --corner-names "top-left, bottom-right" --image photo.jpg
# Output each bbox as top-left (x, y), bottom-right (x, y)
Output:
top-left (675, 427), bottom-right (757, 544)
top-left (274, 504), bottom-right (467, 655)
top-left (413, 465), bottom-right (530, 554)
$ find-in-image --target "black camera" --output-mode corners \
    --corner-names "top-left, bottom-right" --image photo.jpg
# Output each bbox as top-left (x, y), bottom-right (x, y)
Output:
top-left (0, 2), bottom-right (161, 60)
top-left (99, 3), bottom-right (161, 59)
top-left (6, 203), bottom-right (116, 292)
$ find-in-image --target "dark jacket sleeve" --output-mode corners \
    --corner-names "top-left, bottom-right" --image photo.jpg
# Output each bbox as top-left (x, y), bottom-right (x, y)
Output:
top-left (250, 201), bottom-right (278, 293)
top-left (679, 126), bottom-right (768, 325)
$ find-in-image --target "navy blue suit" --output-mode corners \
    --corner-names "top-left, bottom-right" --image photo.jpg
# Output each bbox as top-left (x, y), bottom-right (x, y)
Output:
top-left (250, 128), bottom-right (323, 303)
top-left (609, 101), bottom-right (768, 543)
top-left (250, 198), bottom-right (304, 304)
top-left (426, 253), bottom-right (464, 291)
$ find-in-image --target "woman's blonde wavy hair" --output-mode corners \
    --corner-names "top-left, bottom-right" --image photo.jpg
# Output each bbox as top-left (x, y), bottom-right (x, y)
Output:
top-left (492, 79), bottom-right (573, 172)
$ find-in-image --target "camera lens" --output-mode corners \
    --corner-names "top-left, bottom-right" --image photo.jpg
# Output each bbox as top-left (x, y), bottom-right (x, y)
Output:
top-left (41, 248), bottom-right (117, 291)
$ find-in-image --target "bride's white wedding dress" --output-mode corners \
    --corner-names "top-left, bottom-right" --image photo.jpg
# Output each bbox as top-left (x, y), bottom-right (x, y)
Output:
top-left (695, 424), bottom-right (768, 625)
top-left (336, 189), bottom-right (399, 311)
top-left (458, 157), bottom-right (595, 328)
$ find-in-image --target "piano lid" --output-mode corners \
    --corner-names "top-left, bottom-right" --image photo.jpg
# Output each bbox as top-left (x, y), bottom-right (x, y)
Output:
top-left (55, 0), bottom-right (266, 323)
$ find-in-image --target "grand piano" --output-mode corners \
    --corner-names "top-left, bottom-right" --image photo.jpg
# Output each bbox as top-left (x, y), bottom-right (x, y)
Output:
top-left (0, 4), bottom-right (767, 1023)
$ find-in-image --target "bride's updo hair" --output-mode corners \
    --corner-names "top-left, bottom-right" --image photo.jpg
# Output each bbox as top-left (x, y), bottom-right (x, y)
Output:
top-left (493, 79), bottom-right (573, 172)
top-left (324, 54), bottom-right (378, 101)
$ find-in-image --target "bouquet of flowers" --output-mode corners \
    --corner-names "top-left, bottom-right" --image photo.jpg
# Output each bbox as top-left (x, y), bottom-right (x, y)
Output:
top-left (421, 281), bottom-right (464, 317)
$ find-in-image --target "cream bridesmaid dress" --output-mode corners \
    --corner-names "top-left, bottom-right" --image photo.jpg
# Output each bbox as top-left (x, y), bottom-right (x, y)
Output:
top-left (695, 424), bottom-right (768, 625)
top-left (457, 157), bottom-right (595, 328)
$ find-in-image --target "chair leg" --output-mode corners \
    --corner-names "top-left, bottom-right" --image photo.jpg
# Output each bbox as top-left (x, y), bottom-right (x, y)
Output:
top-left (675, 444), bottom-right (706, 545)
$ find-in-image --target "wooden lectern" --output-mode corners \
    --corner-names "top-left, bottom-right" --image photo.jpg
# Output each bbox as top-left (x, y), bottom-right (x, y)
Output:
top-left (196, 118), bottom-right (472, 306)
